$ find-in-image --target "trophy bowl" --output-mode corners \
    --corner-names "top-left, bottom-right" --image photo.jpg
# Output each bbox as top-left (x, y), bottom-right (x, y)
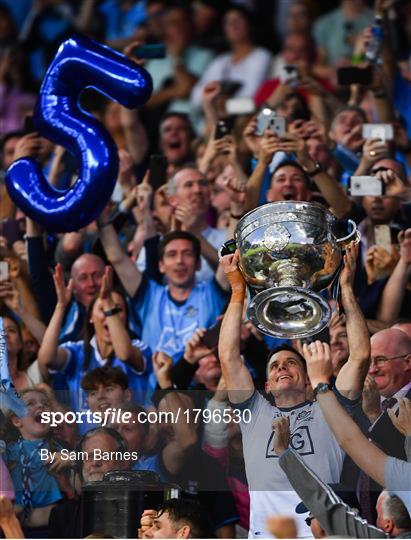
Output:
top-left (235, 201), bottom-right (357, 339)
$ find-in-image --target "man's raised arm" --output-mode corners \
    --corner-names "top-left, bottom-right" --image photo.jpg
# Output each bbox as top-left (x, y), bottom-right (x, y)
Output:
top-left (303, 341), bottom-right (387, 487)
top-left (98, 220), bottom-right (142, 298)
top-left (218, 252), bottom-right (254, 404)
top-left (272, 417), bottom-right (385, 539)
top-left (335, 242), bottom-right (371, 400)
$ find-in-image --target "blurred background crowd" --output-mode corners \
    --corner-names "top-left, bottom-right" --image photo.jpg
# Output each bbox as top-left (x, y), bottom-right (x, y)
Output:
top-left (1, 0), bottom-right (411, 538)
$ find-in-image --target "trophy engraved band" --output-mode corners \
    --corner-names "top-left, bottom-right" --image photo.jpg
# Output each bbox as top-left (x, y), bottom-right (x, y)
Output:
top-left (234, 201), bottom-right (359, 339)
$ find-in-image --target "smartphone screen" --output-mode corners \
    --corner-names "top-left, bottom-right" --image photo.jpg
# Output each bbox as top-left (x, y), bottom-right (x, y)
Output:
top-left (374, 224), bottom-right (392, 252)
top-left (0, 261), bottom-right (9, 281)
top-left (337, 66), bottom-right (373, 86)
top-left (362, 124), bottom-right (394, 141)
top-left (149, 155), bottom-right (168, 191)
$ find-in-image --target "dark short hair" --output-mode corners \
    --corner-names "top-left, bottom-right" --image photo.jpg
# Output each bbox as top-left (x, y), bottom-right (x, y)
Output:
top-left (157, 499), bottom-right (212, 538)
top-left (81, 366), bottom-right (130, 392)
top-left (224, 4), bottom-right (255, 26)
top-left (268, 344), bottom-right (307, 372)
top-left (367, 159), bottom-right (408, 184)
top-left (1, 130), bottom-right (24, 152)
top-left (158, 231), bottom-right (201, 262)
top-left (271, 159), bottom-right (312, 188)
top-left (332, 105), bottom-right (367, 126)
top-left (159, 112), bottom-right (194, 138)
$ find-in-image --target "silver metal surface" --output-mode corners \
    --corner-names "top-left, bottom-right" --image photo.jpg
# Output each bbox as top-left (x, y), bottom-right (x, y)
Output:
top-left (235, 201), bottom-right (351, 338)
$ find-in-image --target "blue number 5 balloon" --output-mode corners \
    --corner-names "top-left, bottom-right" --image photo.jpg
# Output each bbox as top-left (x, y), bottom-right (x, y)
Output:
top-left (5, 34), bottom-right (152, 232)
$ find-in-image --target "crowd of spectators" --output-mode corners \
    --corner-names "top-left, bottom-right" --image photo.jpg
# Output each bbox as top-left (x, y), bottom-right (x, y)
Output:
top-left (0, 0), bottom-right (411, 538)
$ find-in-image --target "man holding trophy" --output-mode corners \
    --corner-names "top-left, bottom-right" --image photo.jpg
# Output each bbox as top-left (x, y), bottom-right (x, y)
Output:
top-left (218, 238), bottom-right (370, 537)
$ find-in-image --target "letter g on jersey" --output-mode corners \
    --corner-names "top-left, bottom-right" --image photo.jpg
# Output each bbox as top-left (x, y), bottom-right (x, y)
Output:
top-left (266, 425), bottom-right (314, 458)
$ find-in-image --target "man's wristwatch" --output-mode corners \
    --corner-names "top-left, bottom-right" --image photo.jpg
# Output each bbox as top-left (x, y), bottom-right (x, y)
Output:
top-left (302, 161), bottom-right (323, 177)
top-left (312, 382), bottom-right (332, 401)
top-left (103, 307), bottom-right (122, 317)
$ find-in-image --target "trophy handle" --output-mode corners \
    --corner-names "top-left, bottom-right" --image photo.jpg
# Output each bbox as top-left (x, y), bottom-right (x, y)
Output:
top-left (335, 219), bottom-right (361, 249)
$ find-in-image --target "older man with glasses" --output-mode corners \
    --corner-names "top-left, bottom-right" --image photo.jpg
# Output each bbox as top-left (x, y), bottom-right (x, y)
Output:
top-left (366, 329), bottom-right (411, 422)
top-left (358, 328), bottom-right (411, 521)
top-left (362, 328), bottom-right (411, 457)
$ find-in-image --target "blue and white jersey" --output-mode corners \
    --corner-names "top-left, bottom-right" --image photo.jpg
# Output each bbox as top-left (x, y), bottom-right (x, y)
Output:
top-left (59, 301), bottom-right (141, 344)
top-left (131, 277), bottom-right (228, 362)
top-left (59, 337), bottom-right (152, 416)
top-left (59, 301), bottom-right (85, 344)
top-left (4, 439), bottom-right (62, 508)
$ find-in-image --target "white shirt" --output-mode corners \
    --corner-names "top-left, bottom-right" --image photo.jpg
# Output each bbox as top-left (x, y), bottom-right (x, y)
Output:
top-left (380, 381), bottom-right (411, 408)
top-left (239, 392), bottom-right (348, 538)
top-left (191, 47), bottom-right (273, 109)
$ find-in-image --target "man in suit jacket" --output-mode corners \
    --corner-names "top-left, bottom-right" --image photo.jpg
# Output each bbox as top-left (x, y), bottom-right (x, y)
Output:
top-left (363, 328), bottom-right (411, 460)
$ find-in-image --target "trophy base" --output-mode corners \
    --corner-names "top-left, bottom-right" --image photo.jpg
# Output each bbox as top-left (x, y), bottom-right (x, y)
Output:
top-left (247, 286), bottom-right (331, 340)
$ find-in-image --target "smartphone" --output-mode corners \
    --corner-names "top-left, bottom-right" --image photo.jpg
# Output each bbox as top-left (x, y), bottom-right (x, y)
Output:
top-left (256, 109), bottom-right (286, 136)
top-left (23, 115), bottom-right (35, 134)
top-left (218, 238), bottom-right (237, 258)
top-left (337, 66), bottom-right (373, 86)
top-left (215, 120), bottom-right (232, 140)
top-left (149, 154), bottom-right (168, 191)
top-left (0, 261), bottom-right (9, 281)
top-left (131, 43), bottom-right (166, 59)
top-left (362, 123), bottom-right (394, 141)
top-left (268, 116), bottom-right (286, 137)
top-left (219, 81), bottom-right (242, 97)
top-left (256, 113), bottom-right (287, 137)
top-left (225, 97), bottom-right (255, 116)
top-left (374, 224), bottom-right (392, 252)
top-left (280, 64), bottom-right (299, 87)
top-left (201, 319), bottom-right (223, 349)
top-left (348, 176), bottom-right (385, 196)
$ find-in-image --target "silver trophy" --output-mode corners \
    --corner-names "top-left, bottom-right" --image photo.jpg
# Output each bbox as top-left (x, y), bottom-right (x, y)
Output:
top-left (234, 201), bottom-right (359, 339)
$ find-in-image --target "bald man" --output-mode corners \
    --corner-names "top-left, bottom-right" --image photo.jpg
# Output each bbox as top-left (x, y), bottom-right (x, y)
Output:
top-left (70, 254), bottom-right (105, 309)
top-left (392, 320), bottom-right (411, 339)
top-left (364, 328), bottom-right (411, 460)
top-left (369, 329), bottom-right (411, 401)
top-left (57, 253), bottom-right (106, 342)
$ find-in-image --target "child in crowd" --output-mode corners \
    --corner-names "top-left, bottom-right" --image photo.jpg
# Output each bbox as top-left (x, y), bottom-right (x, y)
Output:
top-left (1, 388), bottom-right (70, 534)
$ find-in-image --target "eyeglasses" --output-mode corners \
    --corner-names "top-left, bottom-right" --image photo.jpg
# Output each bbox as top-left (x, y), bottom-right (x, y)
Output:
top-left (370, 353), bottom-right (410, 368)
top-left (305, 517), bottom-right (313, 527)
